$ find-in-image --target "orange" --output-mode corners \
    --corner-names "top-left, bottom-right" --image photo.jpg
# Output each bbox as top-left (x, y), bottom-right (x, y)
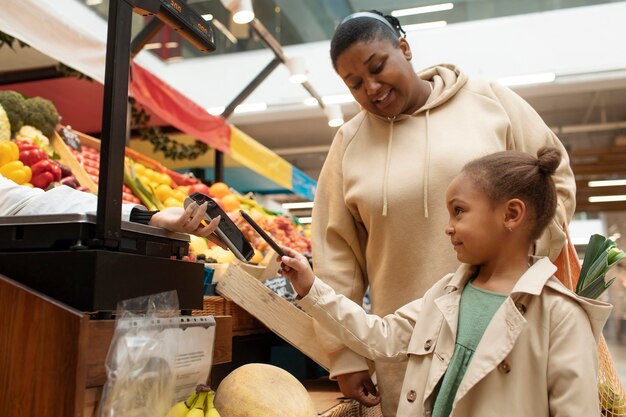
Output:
top-left (209, 181), bottom-right (230, 198)
top-left (251, 249), bottom-right (263, 264)
top-left (221, 194), bottom-right (241, 212)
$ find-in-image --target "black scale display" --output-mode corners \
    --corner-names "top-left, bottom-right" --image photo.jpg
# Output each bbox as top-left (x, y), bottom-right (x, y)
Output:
top-left (0, 0), bottom-right (216, 312)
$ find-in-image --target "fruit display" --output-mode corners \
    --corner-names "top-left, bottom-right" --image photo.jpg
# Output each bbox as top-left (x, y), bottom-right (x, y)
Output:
top-left (186, 186), bottom-right (312, 263)
top-left (213, 363), bottom-right (316, 417)
top-left (165, 385), bottom-right (221, 417)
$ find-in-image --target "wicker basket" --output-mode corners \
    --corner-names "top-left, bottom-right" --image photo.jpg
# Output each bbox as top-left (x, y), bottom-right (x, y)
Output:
top-left (321, 400), bottom-right (383, 417)
top-left (192, 295), bottom-right (263, 333)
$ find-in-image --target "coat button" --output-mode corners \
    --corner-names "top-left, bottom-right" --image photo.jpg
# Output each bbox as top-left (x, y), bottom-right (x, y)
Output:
top-left (407, 389), bottom-right (417, 403)
top-left (423, 339), bottom-right (433, 351)
top-left (498, 360), bottom-right (512, 374)
top-left (515, 302), bottom-right (527, 315)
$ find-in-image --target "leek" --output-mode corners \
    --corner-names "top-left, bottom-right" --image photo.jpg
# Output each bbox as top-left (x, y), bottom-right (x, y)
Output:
top-left (576, 234), bottom-right (626, 299)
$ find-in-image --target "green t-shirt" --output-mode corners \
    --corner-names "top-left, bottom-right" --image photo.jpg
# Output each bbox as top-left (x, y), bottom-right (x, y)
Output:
top-left (431, 282), bottom-right (507, 417)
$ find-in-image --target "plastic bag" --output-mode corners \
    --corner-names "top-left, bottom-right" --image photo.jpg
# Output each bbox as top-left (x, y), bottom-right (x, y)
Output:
top-left (97, 291), bottom-right (180, 417)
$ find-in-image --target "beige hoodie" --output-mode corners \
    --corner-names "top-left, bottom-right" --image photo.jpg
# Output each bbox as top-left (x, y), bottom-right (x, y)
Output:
top-left (311, 64), bottom-right (576, 416)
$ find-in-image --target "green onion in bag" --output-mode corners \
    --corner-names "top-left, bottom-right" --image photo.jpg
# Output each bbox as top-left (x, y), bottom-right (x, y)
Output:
top-left (576, 234), bottom-right (626, 299)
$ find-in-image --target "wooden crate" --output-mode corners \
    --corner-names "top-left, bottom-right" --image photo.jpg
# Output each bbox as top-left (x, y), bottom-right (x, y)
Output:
top-left (216, 263), bottom-right (331, 370)
top-left (192, 295), bottom-right (264, 334)
top-left (51, 126), bottom-right (177, 194)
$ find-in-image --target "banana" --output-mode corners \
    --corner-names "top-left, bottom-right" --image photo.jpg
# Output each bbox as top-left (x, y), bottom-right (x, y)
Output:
top-left (165, 392), bottom-right (198, 417)
top-left (185, 392), bottom-right (207, 417)
top-left (204, 391), bottom-right (221, 417)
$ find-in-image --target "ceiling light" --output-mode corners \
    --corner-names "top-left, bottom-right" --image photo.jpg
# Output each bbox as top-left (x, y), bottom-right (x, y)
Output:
top-left (165, 42), bottom-right (179, 48)
top-left (403, 21), bottom-right (447, 32)
top-left (282, 202), bottom-right (314, 210)
top-left (497, 72), bottom-right (556, 87)
top-left (303, 97), bottom-right (319, 106)
top-left (86, 0), bottom-right (103, 5)
top-left (234, 102), bottom-right (267, 113)
top-left (221, 0), bottom-right (255, 24)
top-left (286, 56), bottom-right (308, 84)
top-left (588, 179), bottom-right (626, 187)
top-left (144, 42), bottom-right (162, 50)
top-left (392, 3), bottom-right (454, 17)
top-left (325, 104), bottom-right (344, 127)
top-left (298, 217), bottom-right (312, 224)
top-left (202, 14), bottom-right (214, 21)
top-left (207, 106), bottom-right (226, 116)
top-left (588, 195), bottom-right (626, 203)
top-left (321, 94), bottom-right (355, 105)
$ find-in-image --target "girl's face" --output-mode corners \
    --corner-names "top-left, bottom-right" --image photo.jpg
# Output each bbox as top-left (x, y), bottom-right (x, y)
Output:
top-left (335, 38), bottom-right (422, 118)
top-left (444, 174), bottom-right (508, 266)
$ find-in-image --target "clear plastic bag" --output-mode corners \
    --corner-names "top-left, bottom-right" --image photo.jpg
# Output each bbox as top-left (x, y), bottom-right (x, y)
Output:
top-left (97, 291), bottom-right (180, 417)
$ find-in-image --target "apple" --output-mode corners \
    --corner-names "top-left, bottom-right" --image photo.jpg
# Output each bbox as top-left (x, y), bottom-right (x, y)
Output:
top-left (188, 183), bottom-right (210, 196)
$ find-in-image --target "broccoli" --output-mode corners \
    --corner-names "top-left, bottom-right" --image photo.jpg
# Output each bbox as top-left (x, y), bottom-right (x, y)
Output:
top-left (23, 96), bottom-right (60, 138)
top-left (0, 90), bottom-right (27, 136)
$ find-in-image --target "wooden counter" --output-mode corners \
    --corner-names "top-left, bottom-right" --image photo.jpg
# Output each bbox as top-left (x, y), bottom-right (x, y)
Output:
top-left (0, 274), bottom-right (232, 417)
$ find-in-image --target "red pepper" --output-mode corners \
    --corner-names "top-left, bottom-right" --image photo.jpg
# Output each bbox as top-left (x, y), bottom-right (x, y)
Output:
top-left (15, 140), bottom-right (38, 151)
top-left (30, 159), bottom-right (62, 189)
top-left (30, 171), bottom-right (55, 190)
top-left (15, 140), bottom-right (48, 167)
top-left (19, 148), bottom-right (47, 167)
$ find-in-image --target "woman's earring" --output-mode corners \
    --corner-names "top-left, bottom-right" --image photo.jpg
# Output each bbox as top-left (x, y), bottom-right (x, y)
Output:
top-left (506, 226), bottom-right (513, 232)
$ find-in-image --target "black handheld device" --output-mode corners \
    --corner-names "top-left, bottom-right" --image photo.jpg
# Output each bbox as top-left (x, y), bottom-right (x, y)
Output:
top-left (239, 210), bottom-right (286, 257)
top-left (183, 192), bottom-right (254, 262)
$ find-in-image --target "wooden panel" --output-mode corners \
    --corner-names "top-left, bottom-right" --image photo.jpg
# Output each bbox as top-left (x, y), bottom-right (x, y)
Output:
top-left (575, 201), bottom-right (626, 213)
top-left (0, 274), bottom-right (87, 417)
top-left (571, 163), bottom-right (626, 175)
top-left (570, 145), bottom-right (626, 157)
top-left (51, 131), bottom-right (98, 193)
top-left (217, 263), bottom-right (331, 370)
top-left (85, 316), bottom-right (233, 387)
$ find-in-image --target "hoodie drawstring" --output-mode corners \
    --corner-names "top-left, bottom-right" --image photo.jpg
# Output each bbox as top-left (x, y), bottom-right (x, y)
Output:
top-left (382, 118), bottom-right (394, 216)
top-left (423, 109), bottom-right (431, 218)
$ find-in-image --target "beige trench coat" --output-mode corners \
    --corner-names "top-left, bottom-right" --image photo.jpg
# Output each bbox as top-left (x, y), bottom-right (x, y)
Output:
top-left (299, 257), bottom-right (612, 417)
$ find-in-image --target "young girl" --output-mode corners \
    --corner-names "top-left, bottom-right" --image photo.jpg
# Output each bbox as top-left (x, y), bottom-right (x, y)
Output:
top-left (283, 148), bottom-right (610, 417)
top-left (312, 10), bottom-right (576, 414)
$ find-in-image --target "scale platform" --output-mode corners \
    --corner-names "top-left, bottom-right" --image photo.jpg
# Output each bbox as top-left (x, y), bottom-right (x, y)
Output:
top-left (0, 214), bottom-right (204, 312)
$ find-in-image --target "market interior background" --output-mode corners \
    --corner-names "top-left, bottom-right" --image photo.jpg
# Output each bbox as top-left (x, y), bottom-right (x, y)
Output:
top-left (3, 0), bottom-right (626, 381)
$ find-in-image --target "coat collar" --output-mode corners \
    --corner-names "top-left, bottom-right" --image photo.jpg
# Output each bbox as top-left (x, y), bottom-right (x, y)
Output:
top-left (444, 256), bottom-right (557, 296)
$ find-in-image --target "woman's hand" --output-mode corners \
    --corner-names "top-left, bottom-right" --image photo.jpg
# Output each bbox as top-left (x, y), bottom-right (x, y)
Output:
top-left (148, 203), bottom-right (227, 249)
top-left (337, 371), bottom-right (380, 407)
top-left (278, 246), bottom-right (316, 298)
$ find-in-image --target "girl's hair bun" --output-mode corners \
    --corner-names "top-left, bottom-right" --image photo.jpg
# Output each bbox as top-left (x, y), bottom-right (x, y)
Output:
top-left (536, 147), bottom-right (561, 176)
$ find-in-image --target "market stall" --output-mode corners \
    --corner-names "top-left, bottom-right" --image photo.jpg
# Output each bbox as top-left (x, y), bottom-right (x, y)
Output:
top-left (0, 1), bottom-right (334, 416)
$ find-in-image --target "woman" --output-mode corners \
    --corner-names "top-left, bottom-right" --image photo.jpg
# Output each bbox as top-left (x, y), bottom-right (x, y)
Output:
top-left (311, 10), bottom-right (576, 417)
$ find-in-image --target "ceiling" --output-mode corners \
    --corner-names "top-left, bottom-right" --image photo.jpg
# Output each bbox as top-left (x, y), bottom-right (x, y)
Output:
top-left (227, 74), bottom-right (626, 218)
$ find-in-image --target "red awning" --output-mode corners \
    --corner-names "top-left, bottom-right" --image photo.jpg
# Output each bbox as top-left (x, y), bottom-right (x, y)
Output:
top-left (129, 62), bottom-right (231, 153)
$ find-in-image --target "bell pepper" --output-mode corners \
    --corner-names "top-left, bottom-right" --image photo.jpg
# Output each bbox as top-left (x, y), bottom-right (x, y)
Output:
top-left (0, 140), bottom-right (19, 167)
top-left (15, 140), bottom-right (48, 167)
top-left (30, 159), bottom-right (62, 190)
top-left (0, 160), bottom-right (32, 185)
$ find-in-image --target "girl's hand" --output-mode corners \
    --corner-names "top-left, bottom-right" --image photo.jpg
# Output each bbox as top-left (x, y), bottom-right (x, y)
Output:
top-left (149, 203), bottom-right (228, 249)
top-left (279, 246), bottom-right (315, 298)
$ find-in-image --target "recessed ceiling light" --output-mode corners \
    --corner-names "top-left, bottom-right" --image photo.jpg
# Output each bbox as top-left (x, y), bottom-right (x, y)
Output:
top-left (588, 195), bottom-right (626, 203)
top-left (282, 202), bottom-right (314, 210)
top-left (588, 179), bottom-right (626, 187)
top-left (392, 3), bottom-right (454, 17)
